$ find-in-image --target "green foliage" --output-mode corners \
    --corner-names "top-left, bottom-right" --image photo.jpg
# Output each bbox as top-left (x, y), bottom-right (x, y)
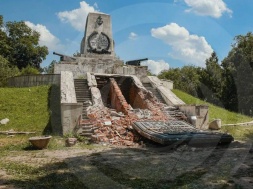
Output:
top-left (0, 55), bottom-right (20, 87)
top-left (20, 65), bottom-right (40, 75)
top-left (199, 52), bottom-right (223, 105)
top-left (221, 32), bottom-right (253, 115)
top-left (43, 60), bottom-right (58, 74)
top-left (0, 15), bottom-right (48, 70)
top-left (159, 32), bottom-right (253, 117)
top-left (159, 65), bottom-right (202, 97)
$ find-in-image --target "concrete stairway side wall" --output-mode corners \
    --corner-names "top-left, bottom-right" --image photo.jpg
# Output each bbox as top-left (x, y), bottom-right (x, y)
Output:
top-left (147, 76), bottom-right (185, 106)
top-left (178, 105), bottom-right (209, 130)
top-left (60, 71), bottom-right (83, 134)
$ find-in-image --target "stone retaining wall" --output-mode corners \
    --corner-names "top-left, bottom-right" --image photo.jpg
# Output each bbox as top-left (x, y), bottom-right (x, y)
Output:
top-left (8, 74), bottom-right (60, 87)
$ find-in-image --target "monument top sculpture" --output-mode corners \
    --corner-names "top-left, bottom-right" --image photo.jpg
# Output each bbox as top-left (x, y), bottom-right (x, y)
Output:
top-left (80, 12), bottom-right (115, 57)
top-left (54, 11), bottom-right (148, 79)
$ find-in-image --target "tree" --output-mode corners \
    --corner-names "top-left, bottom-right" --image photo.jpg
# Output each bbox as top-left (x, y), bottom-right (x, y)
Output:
top-left (43, 60), bottom-right (58, 74)
top-left (0, 15), bottom-right (48, 70)
top-left (159, 65), bottom-right (202, 97)
top-left (221, 32), bottom-right (253, 114)
top-left (199, 52), bottom-right (223, 106)
top-left (20, 65), bottom-right (40, 75)
top-left (0, 55), bottom-right (20, 87)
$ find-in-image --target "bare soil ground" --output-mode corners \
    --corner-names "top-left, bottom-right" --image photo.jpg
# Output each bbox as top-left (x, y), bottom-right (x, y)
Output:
top-left (0, 140), bottom-right (252, 189)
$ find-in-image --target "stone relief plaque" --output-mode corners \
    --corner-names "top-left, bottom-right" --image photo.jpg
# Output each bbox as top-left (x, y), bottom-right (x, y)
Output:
top-left (88, 32), bottom-right (111, 54)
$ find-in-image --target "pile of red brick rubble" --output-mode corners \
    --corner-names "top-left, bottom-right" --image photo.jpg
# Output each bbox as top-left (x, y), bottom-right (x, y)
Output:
top-left (85, 78), bottom-right (169, 146)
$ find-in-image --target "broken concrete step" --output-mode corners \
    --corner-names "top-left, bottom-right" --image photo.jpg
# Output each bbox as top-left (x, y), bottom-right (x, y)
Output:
top-left (81, 125), bottom-right (93, 130)
top-left (79, 133), bottom-right (93, 137)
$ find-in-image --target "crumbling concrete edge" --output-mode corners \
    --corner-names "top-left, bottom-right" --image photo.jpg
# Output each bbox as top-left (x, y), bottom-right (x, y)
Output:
top-left (87, 72), bottom-right (97, 87)
top-left (178, 104), bottom-right (209, 130)
top-left (94, 73), bottom-right (146, 90)
top-left (147, 76), bottom-right (185, 106)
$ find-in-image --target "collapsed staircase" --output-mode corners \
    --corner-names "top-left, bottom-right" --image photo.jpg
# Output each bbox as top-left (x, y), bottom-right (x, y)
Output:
top-left (142, 83), bottom-right (167, 104)
top-left (143, 83), bottom-right (187, 121)
top-left (74, 79), bottom-right (93, 138)
top-left (163, 106), bottom-right (188, 121)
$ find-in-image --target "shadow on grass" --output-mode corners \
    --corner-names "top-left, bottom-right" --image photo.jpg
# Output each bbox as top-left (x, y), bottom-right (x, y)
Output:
top-left (5, 140), bottom-right (248, 189)
top-left (5, 162), bottom-right (88, 189)
top-left (244, 130), bottom-right (253, 140)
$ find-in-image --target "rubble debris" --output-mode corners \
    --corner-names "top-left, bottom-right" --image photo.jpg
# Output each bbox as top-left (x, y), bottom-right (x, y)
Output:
top-left (65, 137), bottom-right (77, 147)
top-left (0, 130), bottom-right (36, 135)
top-left (0, 118), bottom-right (9, 125)
top-left (209, 119), bottom-right (222, 130)
top-left (84, 78), bottom-right (169, 146)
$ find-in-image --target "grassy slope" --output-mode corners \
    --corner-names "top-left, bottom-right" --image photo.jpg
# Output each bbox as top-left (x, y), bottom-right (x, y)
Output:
top-left (0, 86), bottom-right (51, 149)
top-left (172, 89), bottom-right (252, 124)
top-left (173, 89), bottom-right (253, 139)
top-left (0, 86), bottom-right (50, 132)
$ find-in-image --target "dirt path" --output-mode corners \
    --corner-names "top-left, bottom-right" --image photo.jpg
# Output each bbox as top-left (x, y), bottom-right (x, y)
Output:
top-left (0, 141), bottom-right (252, 189)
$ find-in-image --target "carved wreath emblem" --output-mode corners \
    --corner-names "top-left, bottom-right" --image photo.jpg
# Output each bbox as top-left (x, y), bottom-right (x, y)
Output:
top-left (88, 32), bottom-right (110, 54)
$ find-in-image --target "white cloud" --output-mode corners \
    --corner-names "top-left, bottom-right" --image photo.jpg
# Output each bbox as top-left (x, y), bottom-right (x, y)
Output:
top-left (184, 0), bottom-right (232, 18)
top-left (151, 23), bottom-right (213, 66)
top-left (129, 32), bottom-right (138, 40)
top-left (57, 1), bottom-right (98, 31)
top-left (142, 59), bottom-right (169, 75)
top-left (93, 2), bottom-right (99, 9)
top-left (25, 21), bottom-right (63, 51)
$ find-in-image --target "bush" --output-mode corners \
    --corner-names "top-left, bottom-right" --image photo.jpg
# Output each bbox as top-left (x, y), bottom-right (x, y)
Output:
top-left (20, 65), bottom-right (40, 75)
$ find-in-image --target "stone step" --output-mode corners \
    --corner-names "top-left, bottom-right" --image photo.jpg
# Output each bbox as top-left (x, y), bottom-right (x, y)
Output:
top-left (82, 125), bottom-right (93, 129)
top-left (81, 123), bottom-right (93, 126)
top-left (74, 80), bottom-right (88, 82)
top-left (75, 90), bottom-right (89, 92)
top-left (75, 89), bottom-right (90, 91)
top-left (79, 133), bottom-right (93, 137)
top-left (74, 79), bottom-right (92, 123)
top-left (82, 129), bottom-right (93, 133)
top-left (76, 92), bottom-right (90, 94)
top-left (75, 85), bottom-right (88, 87)
top-left (74, 81), bottom-right (88, 83)
top-left (143, 83), bottom-right (166, 104)
top-left (77, 99), bottom-right (92, 102)
top-left (76, 96), bottom-right (92, 99)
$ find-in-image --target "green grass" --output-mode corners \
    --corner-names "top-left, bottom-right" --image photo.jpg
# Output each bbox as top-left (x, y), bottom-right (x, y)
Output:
top-left (0, 86), bottom-right (51, 132)
top-left (0, 86), bottom-right (52, 150)
top-left (173, 89), bottom-right (253, 140)
top-left (172, 89), bottom-right (252, 125)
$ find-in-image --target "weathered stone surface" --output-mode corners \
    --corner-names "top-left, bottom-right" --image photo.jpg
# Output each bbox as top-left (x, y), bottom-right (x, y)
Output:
top-left (60, 71), bottom-right (77, 103)
top-left (65, 137), bottom-right (77, 147)
top-left (54, 59), bottom-right (124, 78)
top-left (179, 105), bottom-right (209, 130)
top-left (147, 76), bottom-right (185, 106)
top-left (91, 87), bottom-right (104, 107)
top-left (61, 103), bottom-right (83, 134)
top-left (0, 118), bottom-right (9, 125)
top-left (87, 72), bottom-right (97, 87)
top-left (209, 119), bottom-right (222, 130)
top-left (80, 12), bottom-right (115, 57)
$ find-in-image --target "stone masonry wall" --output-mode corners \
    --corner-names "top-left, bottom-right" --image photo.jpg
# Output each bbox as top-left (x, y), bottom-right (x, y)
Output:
top-left (110, 78), bottom-right (132, 115)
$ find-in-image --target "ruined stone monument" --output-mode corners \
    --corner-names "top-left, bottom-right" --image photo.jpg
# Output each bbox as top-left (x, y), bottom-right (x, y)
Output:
top-left (54, 12), bottom-right (148, 80)
top-left (55, 12), bottom-right (233, 146)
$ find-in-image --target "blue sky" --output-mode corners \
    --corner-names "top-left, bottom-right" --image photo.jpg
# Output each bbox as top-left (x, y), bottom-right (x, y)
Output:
top-left (1, 0), bottom-right (253, 74)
